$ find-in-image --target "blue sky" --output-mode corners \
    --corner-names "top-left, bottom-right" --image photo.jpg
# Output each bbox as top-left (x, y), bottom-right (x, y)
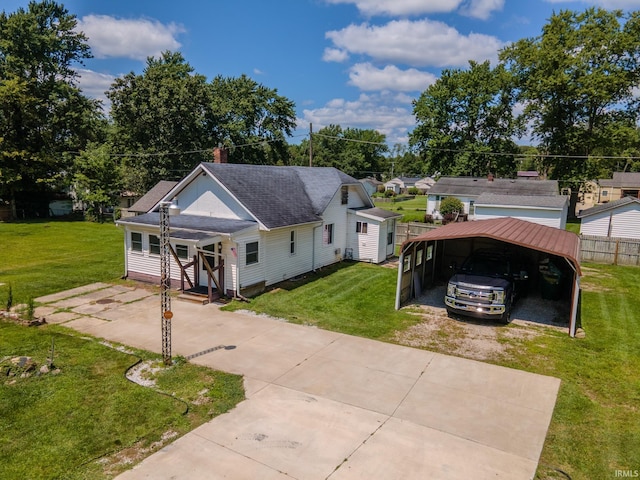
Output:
top-left (4, 0), bottom-right (640, 145)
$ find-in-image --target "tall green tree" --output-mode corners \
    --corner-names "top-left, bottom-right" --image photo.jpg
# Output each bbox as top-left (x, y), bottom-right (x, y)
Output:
top-left (107, 51), bottom-right (213, 190)
top-left (410, 61), bottom-right (521, 178)
top-left (72, 142), bottom-right (122, 220)
top-left (301, 125), bottom-right (387, 177)
top-left (209, 74), bottom-right (296, 165)
top-left (500, 7), bottom-right (640, 189)
top-left (0, 0), bottom-right (104, 215)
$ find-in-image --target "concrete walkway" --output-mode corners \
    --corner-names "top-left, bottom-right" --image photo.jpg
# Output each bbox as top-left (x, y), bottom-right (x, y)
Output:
top-left (36, 284), bottom-right (561, 480)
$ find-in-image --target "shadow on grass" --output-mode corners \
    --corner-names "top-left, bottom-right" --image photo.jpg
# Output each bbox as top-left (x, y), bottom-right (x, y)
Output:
top-left (261, 260), bottom-right (359, 293)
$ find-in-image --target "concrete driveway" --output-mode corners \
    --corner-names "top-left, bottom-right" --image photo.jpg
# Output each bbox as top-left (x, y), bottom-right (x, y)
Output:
top-left (36, 283), bottom-right (561, 480)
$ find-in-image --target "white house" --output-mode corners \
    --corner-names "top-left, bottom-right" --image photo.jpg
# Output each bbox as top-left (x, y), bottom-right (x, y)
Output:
top-left (578, 197), bottom-right (640, 239)
top-left (474, 193), bottom-right (569, 229)
top-left (427, 176), bottom-right (560, 218)
top-left (359, 177), bottom-right (383, 197)
top-left (117, 153), bottom-right (401, 299)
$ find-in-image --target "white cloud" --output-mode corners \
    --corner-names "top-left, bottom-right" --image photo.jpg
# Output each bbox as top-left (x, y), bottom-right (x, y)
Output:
top-left (324, 0), bottom-right (504, 18)
top-left (323, 47), bottom-right (350, 63)
top-left (76, 15), bottom-right (184, 61)
top-left (325, 19), bottom-right (503, 68)
top-left (348, 63), bottom-right (437, 91)
top-left (461, 0), bottom-right (505, 20)
top-left (75, 69), bottom-right (117, 112)
top-left (300, 92), bottom-right (416, 145)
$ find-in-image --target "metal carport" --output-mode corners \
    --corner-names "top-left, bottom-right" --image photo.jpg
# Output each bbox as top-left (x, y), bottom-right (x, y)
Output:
top-left (395, 217), bottom-right (582, 336)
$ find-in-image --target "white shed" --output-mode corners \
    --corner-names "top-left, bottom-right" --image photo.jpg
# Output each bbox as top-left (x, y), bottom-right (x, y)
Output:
top-left (578, 197), bottom-right (640, 239)
top-left (474, 194), bottom-right (569, 229)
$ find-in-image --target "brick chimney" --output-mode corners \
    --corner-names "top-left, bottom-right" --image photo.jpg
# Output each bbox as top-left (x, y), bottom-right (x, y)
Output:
top-left (213, 147), bottom-right (228, 164)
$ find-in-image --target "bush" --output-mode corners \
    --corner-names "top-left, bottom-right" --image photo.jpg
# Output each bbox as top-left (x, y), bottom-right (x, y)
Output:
top-left (440, 197), bottom-right (464, 215)
top-left (425, 214), bottom-right (434, 224)
top-left (383, 190), bottom-right (396, 198)
top-left (408, 187), bottom-right (419, 195)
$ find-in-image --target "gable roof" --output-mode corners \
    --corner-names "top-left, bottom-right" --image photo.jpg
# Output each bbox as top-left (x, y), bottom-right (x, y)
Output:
top-left (612, 172), bottom-right (640, 187)
top-left (127, 180), bottom-right (178, 213)
top-left (429, 176), bottom-right (559, 197)
top-left (403, 217), bottom-right (581, 275)
top-left (475, 193), bottom-right (568, 209)
top-left (199, 163), bottom-right (364, 229)
top-left (577, 196), bottom-right (640, 218)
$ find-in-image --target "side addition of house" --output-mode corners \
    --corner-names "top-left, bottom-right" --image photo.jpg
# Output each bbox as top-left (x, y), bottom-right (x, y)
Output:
top-left (116, 150), bottom-right (401, 299)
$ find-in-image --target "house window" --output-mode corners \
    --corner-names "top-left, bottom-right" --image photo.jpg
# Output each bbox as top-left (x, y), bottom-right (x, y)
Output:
top-left (416, 249), bottom-right (423, 266)
top-left (469, 200), bottom-right (475, 215)
top-left (131, 232), bottom-right (142, 252)
top-left (290, 231), bottom-right (296, 255)
top-left (426, 245), bottom-right (434, 261)
top-left (149, 235), bottom-right (160, 255)
top-left (175, 244), bottom-right (189, 259)
top-left (387, 231), bottom-right (394, 245)
top-left (602, 190), bottom-right (608, 197)
top-left (323, 224), bottom-right (334, 245)
top-left (246, 241), bottom-right (259, 265)
top-left (341, 186), bottom-right (348, 205)
top-left (356, 221), bottom-right (368, 234)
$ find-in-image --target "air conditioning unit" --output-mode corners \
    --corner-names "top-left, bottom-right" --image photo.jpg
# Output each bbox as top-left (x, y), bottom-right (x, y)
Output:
top-left (334, 248), bottom-right (341, 256)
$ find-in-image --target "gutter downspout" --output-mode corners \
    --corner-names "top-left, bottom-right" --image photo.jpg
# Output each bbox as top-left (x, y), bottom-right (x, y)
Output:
top-left (312, 225), bottom-right (321, 271)
top-left (395, 249), bottom-right (404, 310)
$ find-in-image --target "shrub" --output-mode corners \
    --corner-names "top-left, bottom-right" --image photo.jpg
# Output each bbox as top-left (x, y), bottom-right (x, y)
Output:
top-left (439, 197), bottom-right (464, 215)
top-left (425, 214), bottom-right (434, 224)
top-left (408, 187), bottom-right (419, 195)
top-left (383, 190), bottom-right (396, 198)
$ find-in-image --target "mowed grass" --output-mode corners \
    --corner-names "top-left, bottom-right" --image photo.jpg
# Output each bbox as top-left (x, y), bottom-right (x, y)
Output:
top-left (0, 322), bottom-right (244, 479)
top-left (0, 219), bottom-right (124, 302)
top-left (224, 262), bottom-right (420, 339)
top-left (225, 260), bottom-right (640, 480)
top-left (374, 196), bottom-right (428, 223)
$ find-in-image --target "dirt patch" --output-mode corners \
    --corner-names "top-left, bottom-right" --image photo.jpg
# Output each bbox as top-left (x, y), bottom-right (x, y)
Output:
top-left (393, 286), bottom-right (567, 361)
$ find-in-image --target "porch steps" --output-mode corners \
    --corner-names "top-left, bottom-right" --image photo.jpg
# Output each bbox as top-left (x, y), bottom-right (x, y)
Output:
top-left (176, 291), bottom-right (212, 305)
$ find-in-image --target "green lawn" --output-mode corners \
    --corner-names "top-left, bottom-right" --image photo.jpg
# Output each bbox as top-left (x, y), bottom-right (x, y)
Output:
top-left (0, 219), bottom-right (124, 304)
top-left (0, 322), bottom-right (244, 479)
top-left (0, 220), bottom-right (244, 479)
top-left (374, 196), bottom-right (428, 223)
top-left (224, 261), bottom-right (640, 480)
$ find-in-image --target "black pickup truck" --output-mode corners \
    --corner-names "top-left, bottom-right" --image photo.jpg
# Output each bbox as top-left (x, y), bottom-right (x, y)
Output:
top-left (444, 249), bottom-right (529, 324)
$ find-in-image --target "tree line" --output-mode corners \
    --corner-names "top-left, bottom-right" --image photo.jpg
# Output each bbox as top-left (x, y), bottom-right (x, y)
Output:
top-left (2, 1), bottom-right (640, 218)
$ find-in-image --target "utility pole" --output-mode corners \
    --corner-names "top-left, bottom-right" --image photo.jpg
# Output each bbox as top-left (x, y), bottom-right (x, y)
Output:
top-left (309, 123), bottom-right (313, 167)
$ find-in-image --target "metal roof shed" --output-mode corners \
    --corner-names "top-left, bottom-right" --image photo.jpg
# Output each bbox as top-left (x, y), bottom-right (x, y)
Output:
top-left (395, 217), bottom-right (582, 336)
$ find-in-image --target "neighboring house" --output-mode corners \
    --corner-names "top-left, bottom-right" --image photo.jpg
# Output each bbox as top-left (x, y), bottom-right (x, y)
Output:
top-left (384, 176), bottom-right (434, 194)
top-left (577, 197), bottom-right (640, 239)
top-left (596, 172), bottom-right (640, 204)
top-left (359, 177), bottom-right (383, 197)
top-left (427, 176), bottom-right (560, 218)
top-left (474, 193), bottom-right (568, 229)
top-left (121, 181), bottom-right (178, 218)
top-left (117, 152), bottom-right (401, 298)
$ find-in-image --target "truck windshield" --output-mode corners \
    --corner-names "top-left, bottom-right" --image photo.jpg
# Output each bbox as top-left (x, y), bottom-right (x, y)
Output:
top-left (461, 254), bottom-right (510, 277)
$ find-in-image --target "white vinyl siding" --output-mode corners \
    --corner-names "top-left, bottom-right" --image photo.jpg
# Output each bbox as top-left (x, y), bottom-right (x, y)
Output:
top-left (580, 203), bottom-right (640, 239)
top-left (264, 226), bottom-right (315, 286)
top-left (179, 173), bottom-right (252, 220)
top-left (475, 206), bottom-right (567, 229)
top-left (233, 232), bottom-right (264, 289)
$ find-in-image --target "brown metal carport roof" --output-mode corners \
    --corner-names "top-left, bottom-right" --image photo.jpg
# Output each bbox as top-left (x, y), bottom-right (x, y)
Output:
top-left (403, 217), bottom-right (581, 275)
top-left (397, 217), bottom-right (582, 336)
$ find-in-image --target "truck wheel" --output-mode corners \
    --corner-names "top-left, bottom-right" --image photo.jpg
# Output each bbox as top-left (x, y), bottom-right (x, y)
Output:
top-left (501, 310), bottom-right (512, 324)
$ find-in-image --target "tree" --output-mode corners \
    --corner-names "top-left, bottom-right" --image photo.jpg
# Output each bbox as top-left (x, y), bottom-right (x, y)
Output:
top-left (107, 52), bottom-right (213, 190)
top-left (0, 1), bottom-right (104, 216)
top-left (208, 74), bottom-right (296, 165)
top-left (410, 61), bottom-right (521, 178)
top-left (300, 125), bottom-right (388, 177)
top-left (439, 197), bottom-right (464, 215)
top-left (387, 143), bottom-right (427, 179)
top-left (500, 7), bottom-right (640, 189)
top-left (72, 143), bottom-right (122, 221)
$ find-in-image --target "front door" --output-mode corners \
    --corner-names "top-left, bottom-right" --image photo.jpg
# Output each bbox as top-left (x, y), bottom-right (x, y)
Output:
top-left (199, 244), bottom-right (216, 288)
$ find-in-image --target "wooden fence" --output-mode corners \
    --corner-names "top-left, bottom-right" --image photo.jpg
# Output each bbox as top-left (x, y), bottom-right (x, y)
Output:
top-left (580, 235), bottom-right (640, 266)
top-left (395, 222), bottom-right (439, 245)
top-left (397, 223), bottom-right (640, 266)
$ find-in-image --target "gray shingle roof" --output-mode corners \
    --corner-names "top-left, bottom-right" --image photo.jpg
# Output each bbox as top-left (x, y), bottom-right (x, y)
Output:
top-left (429, 176), bottom-right (559, 197)
top-left (475, 193), bottom-right (568, 209)
top-left (612, 172), bottom-right (640, 186)
top-left (350, 207), bottom-right (403, 220)
top-left (201, 163), bottom-right (363, 229)
top-left (117, 212), bottom-right (257, 238)
top-left (127, 181), bottom-right (178, 213)
top-left (577, 196), bottom-right (640, 218)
